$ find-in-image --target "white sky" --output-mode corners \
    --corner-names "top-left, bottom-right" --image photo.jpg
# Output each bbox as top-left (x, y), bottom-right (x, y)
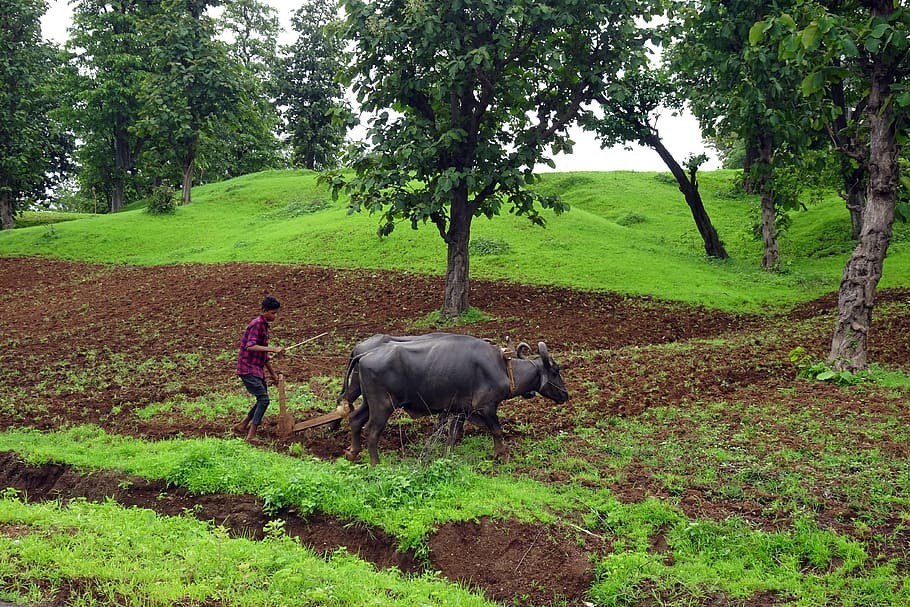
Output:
top-left (40, 0), bottom-right (720, 172)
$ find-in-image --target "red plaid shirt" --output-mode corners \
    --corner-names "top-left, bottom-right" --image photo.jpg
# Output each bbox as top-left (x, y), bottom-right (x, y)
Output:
top-left (236, 315), bottom-right (270, 378)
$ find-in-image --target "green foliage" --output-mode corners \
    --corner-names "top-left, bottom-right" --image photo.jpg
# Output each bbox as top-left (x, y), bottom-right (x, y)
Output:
top-left (66, 0), bottom-right (158, 213)
top-left (616, 212), bottom-right (648, 227)
top-left (145, 185), bottom-right (177, 215)
top-left (469, 236), bottom-right (512, 256)
top-left (0, 497), bottom-right (499, 607)
top-left (135, 0), bottom-right (245, 204)
top-left (418, 307), bottom-right (492, 327)
top-left (790, 346), bottom-right (864, 385)
top-left (0, 0), bottom-right (74, 227)
top-left (330, 0), bottom-right (662, 316)
top-left (790, 346), bottom-right (910, 387)
top-left (276, 0), bottom-right (353, 170)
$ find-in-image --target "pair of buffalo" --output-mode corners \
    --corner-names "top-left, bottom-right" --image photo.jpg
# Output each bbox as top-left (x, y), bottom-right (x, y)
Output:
top-left (335, 332), bottom-right (569, 465)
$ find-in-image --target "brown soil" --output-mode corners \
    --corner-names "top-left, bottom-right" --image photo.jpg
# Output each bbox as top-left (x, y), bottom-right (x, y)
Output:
top-left (1, 257), bottom-right (909, 606)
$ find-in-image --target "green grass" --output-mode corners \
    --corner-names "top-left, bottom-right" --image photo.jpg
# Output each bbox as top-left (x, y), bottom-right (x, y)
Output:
top-left (4, 424), bottom-right (908, 606)
top-left (0, 495), bottom-right (497, 607)
top-left (5, 169), bottom-right (907, 312)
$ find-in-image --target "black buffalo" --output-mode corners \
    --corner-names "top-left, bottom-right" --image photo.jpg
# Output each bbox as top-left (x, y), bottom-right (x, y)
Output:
top-left (345, 334), bottom-right (568, 465)
top-left (336, 332), bottom-right (452, 411)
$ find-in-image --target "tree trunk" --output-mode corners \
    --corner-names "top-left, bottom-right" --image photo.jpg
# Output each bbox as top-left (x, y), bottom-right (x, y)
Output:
top-left (111, 130), bottom-right (133, 213)
top-left (755, 136), bottom-right (779, 271)
top-left (181, 154), bottom-right (195, 206)
top-left (645, 133), bottom-right (729, 259)
top-left (0, 192), bottom-right (14, 230)
top-left (843, 168), bottom-right (865, 240)
top-left (759, 182), bottom-right (779, 270)
top-left (441, 186), bottom-right (472, 320)
top-left (741, 145), bottom-right (759, 193)
top-left (828, 60), bottom-right (898, 372)
top-left (112, 182), bottom-right (125, 214)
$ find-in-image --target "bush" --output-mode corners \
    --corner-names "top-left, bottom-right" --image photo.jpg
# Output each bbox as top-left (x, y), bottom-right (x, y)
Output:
top-left (469, 236), bottom-right (512, 256)
top-left (146, 185), bottom-right (177, 215)
top-left (616, 212), bottom-right (647, 227)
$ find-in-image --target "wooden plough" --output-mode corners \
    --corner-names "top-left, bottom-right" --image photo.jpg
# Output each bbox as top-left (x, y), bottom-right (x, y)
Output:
top-left (276, 374), bottom-right (352, 439)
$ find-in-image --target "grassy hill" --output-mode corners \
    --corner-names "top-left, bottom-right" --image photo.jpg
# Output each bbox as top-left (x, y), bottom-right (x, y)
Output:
top-left (2, 169), bottom-right (909, 312)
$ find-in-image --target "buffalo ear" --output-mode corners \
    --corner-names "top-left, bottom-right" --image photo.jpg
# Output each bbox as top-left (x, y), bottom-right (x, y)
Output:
top-left (538, 342), bottom-right (550, 365)
top-left (516, 342), bottom-right (531, 359)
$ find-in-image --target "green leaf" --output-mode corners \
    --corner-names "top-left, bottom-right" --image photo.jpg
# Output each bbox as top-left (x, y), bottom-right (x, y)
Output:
top-left (801, 72), bottom-right (825, 96)
top-left (749, 21), bottom-right (766, 46)
top-left (800, 24), bottom-right (819, 50)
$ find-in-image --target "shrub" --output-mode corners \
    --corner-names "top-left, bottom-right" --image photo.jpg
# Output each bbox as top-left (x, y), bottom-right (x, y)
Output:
top-left (616, 212), bottom-right (647, 227)
top-left (146, 185), bottom-right (177, 215)
top-left (469, 236), bottom-right (512, 256)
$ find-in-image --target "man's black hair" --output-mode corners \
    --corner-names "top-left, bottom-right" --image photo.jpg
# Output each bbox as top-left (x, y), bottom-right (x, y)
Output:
top-left (261, 295), bottom-right (281, 311)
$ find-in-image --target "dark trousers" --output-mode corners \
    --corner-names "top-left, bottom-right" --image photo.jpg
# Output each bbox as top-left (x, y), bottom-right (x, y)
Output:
top-left (240, 374), bottom-right (269, 425)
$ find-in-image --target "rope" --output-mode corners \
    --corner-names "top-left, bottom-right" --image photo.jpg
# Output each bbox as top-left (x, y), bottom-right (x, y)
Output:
top-left (501, 347), bottom-right (516, 394)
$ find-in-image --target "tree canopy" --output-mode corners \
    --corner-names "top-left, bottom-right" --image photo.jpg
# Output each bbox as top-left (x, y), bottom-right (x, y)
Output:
top-left (0, 0), bottom-right (73, 228)
top-left (326, 0), bottom-right (662, 318)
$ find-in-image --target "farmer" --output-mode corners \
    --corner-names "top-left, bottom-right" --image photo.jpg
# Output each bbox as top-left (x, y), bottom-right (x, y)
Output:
top-left (233, 295), bottom-right (285, 443)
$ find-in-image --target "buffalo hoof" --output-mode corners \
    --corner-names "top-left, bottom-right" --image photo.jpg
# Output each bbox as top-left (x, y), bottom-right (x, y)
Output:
top-left (344, 448), bottom-right (359, 461)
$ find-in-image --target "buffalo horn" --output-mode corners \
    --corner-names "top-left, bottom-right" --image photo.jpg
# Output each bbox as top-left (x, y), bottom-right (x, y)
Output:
top-left (538, 342), bottom-right (549, 362)
top-left (516, 342), bottom-right (531, 359)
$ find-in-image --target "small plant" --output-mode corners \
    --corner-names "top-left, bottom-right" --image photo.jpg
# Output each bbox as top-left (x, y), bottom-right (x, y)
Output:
top-left (146, 185), bottom-right (177, 215)
top-left (789, 346), bottom-right (863, 386)
top-left (418, 306), bottom-right (491, 327)
top-left (40, 225), bottom-right (59, 241)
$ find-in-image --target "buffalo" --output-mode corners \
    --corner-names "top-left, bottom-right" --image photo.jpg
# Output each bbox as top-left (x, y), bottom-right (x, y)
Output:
top-left (344, 333), bottom-right (568, 465)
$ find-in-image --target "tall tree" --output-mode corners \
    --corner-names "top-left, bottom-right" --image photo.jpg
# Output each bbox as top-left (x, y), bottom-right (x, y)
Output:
top-left (276, 0), bottom-right (354, 170)
top-left (67, 0), bottom-right (158, 212)
top-left (218, 0), bottom-right (279, 72)
top-left (771, 0), bottom-right (910, 371)
top-left (136, 0), bottom-right (242, 204)
top-left (582, 70), bottom-right (729, 259)
top-left (668, 0), bottom-right (814, 271)
top-left (209, 0), bottom-right (284, 180)
top-left (325, 0), bottom-right (660, 319)
top-left (0, 0), bottom-right (73, 228)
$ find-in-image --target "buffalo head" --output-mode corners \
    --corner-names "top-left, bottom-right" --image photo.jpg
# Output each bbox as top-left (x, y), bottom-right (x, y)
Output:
top-left (535, 342), bottom-right (569, 403)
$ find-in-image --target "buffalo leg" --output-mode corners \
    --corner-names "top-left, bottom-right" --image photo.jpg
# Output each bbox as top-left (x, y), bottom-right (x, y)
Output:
top-left (346, 402), bottom-right (370, 461)
top-left (364, 404), bottom-right (393, 466)
top-left (477, 411), bottom-right (508, 462)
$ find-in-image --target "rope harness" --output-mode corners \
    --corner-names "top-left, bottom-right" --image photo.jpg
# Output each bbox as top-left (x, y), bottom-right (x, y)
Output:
top-left (501, 347), bottom-right (516, 394)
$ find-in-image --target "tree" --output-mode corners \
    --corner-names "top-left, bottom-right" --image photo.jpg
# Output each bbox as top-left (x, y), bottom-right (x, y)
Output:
top-left (582, 70), bottom-right (729, 259)
top-left (771, 0), bottom-right (910, 371)
top-left (208, 0), bottom-right (284, 180)
top-left (67, 0), bottom-right (158, 212)
top-left (136, 0), bottom-right (242, 204)
top-left (325, 0), bottom-right (661, 319)
top-left (0, 0), bottom-right (73, 228)
top-left (668, 0), bottom-right (815, 271)
top-left (276, 0), bottom-right (354, 170)
top-left (218, 0), bottom-right (279, 72)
